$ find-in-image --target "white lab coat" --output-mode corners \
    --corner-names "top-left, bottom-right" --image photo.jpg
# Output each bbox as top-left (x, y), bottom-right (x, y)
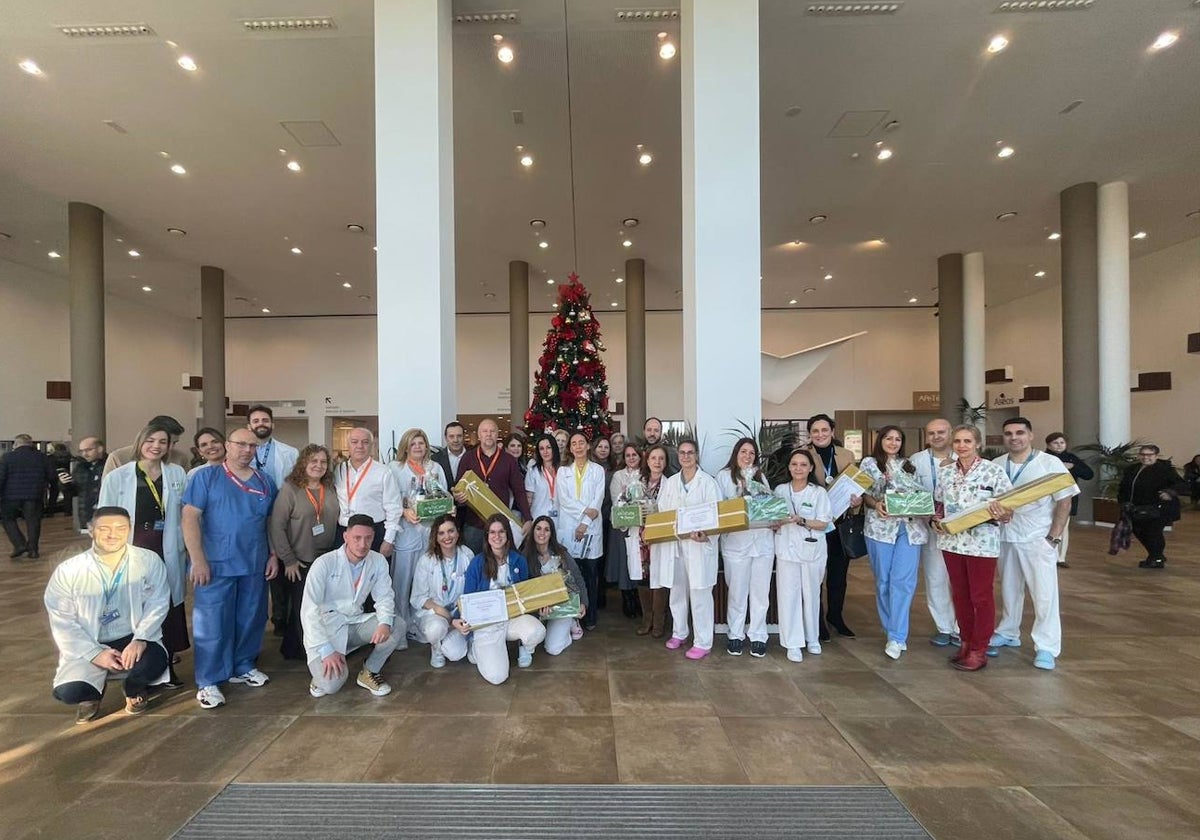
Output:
top-left (715, 468), bottom-right (775, 558)
top-left (773, 483), bottom-right (833, 564)
top-left (257, 439), bottom-right (300, 491)
top-left (555, 461), bottom-right (606, 559)
top-left (410, 545), bottom-right (474, 621)
top-left (301, 547), bottom-right (398, 665)
top-left (98, 462), bottom-right (188, 606)
top-left (44, 546), bottom-right (170, 692)
top-left (656, 469), bottom-right (721, 589)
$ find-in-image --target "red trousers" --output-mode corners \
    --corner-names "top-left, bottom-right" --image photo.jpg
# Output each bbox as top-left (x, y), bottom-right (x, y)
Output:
top-left (942, 551), bottom-right (996, 655)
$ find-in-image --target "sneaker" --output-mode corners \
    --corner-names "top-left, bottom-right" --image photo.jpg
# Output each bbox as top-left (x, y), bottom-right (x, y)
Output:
top-left (787, 648), bottom-right (804, 663)
top-left (570, 620), bottom-right (584, 640)
top-left (930, 632), bottom-right (954, 647)
top-left (124, 695), bottom-right (148, 716)
top-left (1033, 650), bottom-right (1056, 670)
top-left (467, 643), bottom-right (477, 665)
top-left (749, 641), bottom-right (768, 658)
top-left (665, 637), bottom-right (685, 651)
top-left (1057, 561), bottom-right (1070, 569)
top-left (1138, 557), bottom-right (1165, 569)
top-left (228, 668), bottom-right (270, 687)
top-left (884, 640), bottom-right (903, 660)
top-left (196, 685), bottom-right (226, 710)
top-left (75, 700), bottom-right (100, 725)
top-left (684, 646), bottom-right (710, 660)
top-left (430, 647), bottom-right (446, 669)
top-left (726, 638), bottom-right (744, 656)
top-left (988, 633), bottom-right (1020, 649)
top-left (807, 642), bottom-right (822, 655)
top-left (986, 646), bottom-right (999, 658)
top-left (308, 683), bottom-right (327, 698)
top-left (950, 634), bottom-right (962, 647)
top-left (356, 668), bottom-right (392, 696)
top-left (517, 645), bottom-right (534, 668)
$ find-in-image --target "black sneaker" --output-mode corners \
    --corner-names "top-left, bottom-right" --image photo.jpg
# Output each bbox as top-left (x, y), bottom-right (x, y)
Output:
top-left (1139, 558), bottom-right (1165, 569)
top-left (749, 641), bottom-right (767, 658)
top-left (726, 638), bottom-right (744, 656)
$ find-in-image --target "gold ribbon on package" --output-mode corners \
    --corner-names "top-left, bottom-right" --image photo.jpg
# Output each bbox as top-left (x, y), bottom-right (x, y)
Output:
top-left (454, 470), bottom-right (521, 525)
top-left (642, 497), bottom-right (750, 545)
top-left (456, 572), bottom-right (569, 627)
top-left (940, 472), bottom-right (1078, 535)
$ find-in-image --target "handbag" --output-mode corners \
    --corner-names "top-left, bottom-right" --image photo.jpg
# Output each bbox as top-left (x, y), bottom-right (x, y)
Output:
top-left (835, 511), bottom-right (868, 558)
top-left (1126, 503), bottom-right (1163, 523)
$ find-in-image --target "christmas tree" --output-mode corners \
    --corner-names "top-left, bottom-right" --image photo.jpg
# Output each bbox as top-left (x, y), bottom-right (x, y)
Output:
top-left (524, 274), bottom-right (614, 441)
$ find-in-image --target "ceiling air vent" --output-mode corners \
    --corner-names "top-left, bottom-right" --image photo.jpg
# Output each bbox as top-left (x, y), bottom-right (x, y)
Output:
top-left (57, 23), bottom-right (156, 38)
top-left (805, 3), bottom-right (903, 15)
top-left (615, 8), bottom-right (680, 21)
top-left (240, 17), bottom-right (337, 32)
top-left (994, 0), bottom-right (1094, 12)
top-left (453, 11), bottom-right (521, 24)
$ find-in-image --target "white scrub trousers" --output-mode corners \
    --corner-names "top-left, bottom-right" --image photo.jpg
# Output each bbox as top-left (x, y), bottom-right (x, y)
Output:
top-left (420, 614), bottom-right (469, 662)
top-left (669, 553), bottom-right (714, 651)
top-left (920, 540), bottom-right (958, 636)
top-left (471, 615), bottom-right (546, 685)
top-left (543, 617), bottom-right (574, 656)
top-left (995, 539), bottom-right (1062, 657)
top-left (776, 558), bottom-right (826, 651)
top-left (723, 551), bottom-right (773, 644)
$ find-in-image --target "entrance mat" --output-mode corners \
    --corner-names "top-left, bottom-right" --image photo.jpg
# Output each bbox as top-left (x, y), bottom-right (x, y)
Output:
top-left (173, 783), bottom-right (931, 839)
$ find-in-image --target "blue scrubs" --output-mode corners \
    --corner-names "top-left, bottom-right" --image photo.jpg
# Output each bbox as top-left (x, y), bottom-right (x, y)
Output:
top-left (183, 464), bottom-right (277, 687)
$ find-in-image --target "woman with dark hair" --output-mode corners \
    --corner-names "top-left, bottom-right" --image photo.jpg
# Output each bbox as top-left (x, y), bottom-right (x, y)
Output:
top-left (99, 423), bottom-right (189, 686)
top-left (801, 413), bottom-right (862, 640)
top-left (1044, 432), bottom-right (1094, 567)
top-left (859, 426), bottom-right (928, 660)
top-left (637, 445), bottom-right (671, 636)
top-left (268, 444), bottom-right (339, 659)
top-left (773, 448), bottom-right (832, 662)
top-left (504, 434), bottom-right (527, 477)
top-left (717, 437), bottom-right (776, 657)
top-left (524, 433), bottom-right (561, 521)
top-left (521, 516), bottom-right (588, 655)
top-left (454, 513), bottom-right (546, 684)
top-left (410, 514), bottom-right (473, 668)
top-left (1117, 444), bottom-right (1185, 569)
top-left (555, 431), bottom-right (606, 631)
top-left (188, 428), bottom-right (226, 477)
top-left (608, 443), bottom-right (644, 620)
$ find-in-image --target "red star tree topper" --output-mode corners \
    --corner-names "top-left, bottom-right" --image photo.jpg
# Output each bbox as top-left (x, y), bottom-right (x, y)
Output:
top-left (524, 273), bottom-right (614, 440)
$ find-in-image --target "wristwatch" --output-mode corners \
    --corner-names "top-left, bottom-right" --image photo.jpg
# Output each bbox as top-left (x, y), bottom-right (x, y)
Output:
top-left (1046, 536), bottom-right (1062, 546)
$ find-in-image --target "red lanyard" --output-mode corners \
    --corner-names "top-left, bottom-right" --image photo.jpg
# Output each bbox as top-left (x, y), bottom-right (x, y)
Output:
top-left (478, 448), bottom-right (501, 482)
top-left (542, 465), bottom-right (557, 498)
top-left (224, 464), bottom-right (267, 496)
top-left (305, 484), bottom-right (325, 517)
top-left (346, 460), bottom-right (372, 504)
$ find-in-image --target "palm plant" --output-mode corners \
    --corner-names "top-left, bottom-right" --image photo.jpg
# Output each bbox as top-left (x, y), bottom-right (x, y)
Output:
top-left (1076, 439), bottom-right (1147, 499)
top-left (724, 419), bottom-right (799, 488)
top-left (956, 398), bottom-right (987, 426)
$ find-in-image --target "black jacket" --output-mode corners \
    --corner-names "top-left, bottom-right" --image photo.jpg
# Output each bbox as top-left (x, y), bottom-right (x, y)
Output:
top-left (1050, 451), bottom-right (1094, 516)
top-left (0, 446), bottom-right (59, 502)
top-left (72, 457), bottom-right (106, 522)
top-left (1118, 460), bottom-right (1185, 521)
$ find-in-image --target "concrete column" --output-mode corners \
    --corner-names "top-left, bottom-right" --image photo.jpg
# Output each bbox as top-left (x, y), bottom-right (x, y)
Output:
top-left (375, 0), bottom-right (455, 454)
top-left (624, 258), bottom-right (647, 436)
top-left (1060, 181), bottom-right (1100, 521)
top-left (509, 260), bottom-right (529, 429)
top-left (1097, 181), bottom-right (1131, 445)
top-left (681, 0), bottom-right (761, 472)
top-left (937, 253), bottom-right (964, 421)
top-left (68, 202), bottom-right (105, 441)
top-left (962, 251), bottom-right (986, 431)
top-left (200, 266), bottom-right (226, 431)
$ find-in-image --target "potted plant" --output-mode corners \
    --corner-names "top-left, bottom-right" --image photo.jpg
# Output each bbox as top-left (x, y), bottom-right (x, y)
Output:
top-left (1076, 439), bottom-right (1147, 525)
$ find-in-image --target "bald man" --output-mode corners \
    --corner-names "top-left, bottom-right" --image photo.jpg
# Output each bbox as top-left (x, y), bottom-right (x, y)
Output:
top-left (452, 419), bottom-right (532, 554)
top-left (913, 418), bottom-right (959, 646)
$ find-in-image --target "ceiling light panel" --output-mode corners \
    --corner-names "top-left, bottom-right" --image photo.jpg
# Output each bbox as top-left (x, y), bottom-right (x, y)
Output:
top-left (993, 0), bottom-right (1093, 11)
top-left (57, 23), bottom-right (156, 38)
top-left (240, 17), bottom-right (337, 33)
top-left (280, 121), bottom-right (341, 147)
top-left (453, 11), bottom-right (521, 24)
top-left (615, 8), bottom-right (680, 21)
top-left (805, 4), bottom-right (904, 16)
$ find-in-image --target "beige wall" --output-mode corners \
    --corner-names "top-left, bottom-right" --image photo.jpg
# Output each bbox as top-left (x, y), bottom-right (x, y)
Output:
top-left (984, 284), bottom-right (1064, 437)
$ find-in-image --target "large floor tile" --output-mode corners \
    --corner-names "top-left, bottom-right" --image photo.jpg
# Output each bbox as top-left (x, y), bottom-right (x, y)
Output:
top-left (509, 670), bottom-right (613, 716)
top-left (1028, 785), bottom-right (1200, 840)
top-left (16, 781), bottom-right (222, 840)
top-left (879, 669), bottom-right (1035, 717)
top-left (720, 716), bottom-right (880, 785)
top-left (492, 715), bottom-right (618, 784)
top-left (362, 716), bottom-right (506, 783)
top-left (1046, 716), bottom-right (1200, 786)
top-left (792, 670), bottom-right (929, 718)
top-left (402, 669), bottom-right (516, 716)
top-left (700, 670), bottom-right (819, 716)
top-left (236, 715), bottom-right (395, 782)
top-left (893, 786), bottom-right (1091, 840)
top-left (609, 670), bottom-right (715, 715)
top-left (613, 716), bottom-right (748, 784)
top-left (830, 717), bottom-right (1014, 787)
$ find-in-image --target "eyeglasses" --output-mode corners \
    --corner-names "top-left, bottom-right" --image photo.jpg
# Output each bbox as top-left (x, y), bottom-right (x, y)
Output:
top-left (229, 441), bottom-right (259, 449)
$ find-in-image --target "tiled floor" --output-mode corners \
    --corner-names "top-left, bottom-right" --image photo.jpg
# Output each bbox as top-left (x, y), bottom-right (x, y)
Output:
top-left (2, 512), bottom-right (1199, 839)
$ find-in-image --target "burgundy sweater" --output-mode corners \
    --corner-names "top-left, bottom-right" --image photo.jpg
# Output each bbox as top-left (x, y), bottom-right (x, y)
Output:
top-left (455, 446), bottom-right (532, 528)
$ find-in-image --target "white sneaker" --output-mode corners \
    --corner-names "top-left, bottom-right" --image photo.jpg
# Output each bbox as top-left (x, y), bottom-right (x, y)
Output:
top-left (899, 642), bottom-right (908, 651)
top-left (228, 668), bottom-right (270, 687)
top-left (196, 685), bottom-right (226, 709)
top-left (787, 648), bottom-right (804, 662)
top-left (308, 683), bottom-right (327, 698)
top-left (467, 643), bottom-right (477, 665)
top-left (807, 642), bottom-right (822, 655)
top-left (885, 640), bottom-right (903, 660)
top-left (517, 644), bottom-right (533, 668)
top-left (430, 646), bottom-right (446, 669)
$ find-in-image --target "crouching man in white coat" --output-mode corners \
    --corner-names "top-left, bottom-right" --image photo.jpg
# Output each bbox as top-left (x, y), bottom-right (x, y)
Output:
top-left (302, 514), bottom-right (404, 698)
top-left (44, 506), bottom-right (171, 724)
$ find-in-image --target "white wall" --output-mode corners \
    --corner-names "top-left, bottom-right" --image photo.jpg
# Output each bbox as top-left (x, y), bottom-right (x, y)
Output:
top-left (984, 285), bottom-right (1064, 437)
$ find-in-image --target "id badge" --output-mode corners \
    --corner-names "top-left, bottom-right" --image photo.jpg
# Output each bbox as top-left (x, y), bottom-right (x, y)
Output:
top-left (549, 508), bottom-right (559, 519)
top-left (153, 520), bottom-right (166, 531)
top-left (100, 608), bottom-right (120, 625)
top-left (312, 523), bottom-right (326, 537)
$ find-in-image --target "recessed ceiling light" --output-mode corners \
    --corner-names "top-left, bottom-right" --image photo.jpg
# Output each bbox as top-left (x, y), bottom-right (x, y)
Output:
top-left (519, 153), bottom-right (534, 167)
top-left (177, 55), bottom-right (198, 72)
top-left (1150, 31), bottom-right (1179, 51)
top-left (278, 148), bottom-right (287, 155)
top-left (346, 224), bottom-right (365, 233)
top-left (803, 287), bottom-right (816, 294)
top-left (158, 151), bottom-right (170, 158)
top-left (546, 278), bottom-right (555, 285)
top-left (18, 60), bottom-right (43, 76)
top-left (165, 40), bottom-right (178, 48)
top-left (170, 163), bottom-right (187, 175)
top-left (342, 282), bottom-right (352, 288)
top-left (876, 147), bottom-right (893, 160)
top-left (0, 231), bottom-right (10, 240)
top-left (987, 35), bottom-right (1009, 53)
top-left (996, 211), bottom-right (1018, 221)
top-left (261, 308), bottom-right (271, 313)
top-left (47, 250), bottom-right (61, 259)
top-left (615, 277), bottom-right (624, 284)
top-left (908, 296), bottom-right (919, 303)
top-left (809, 214), bottom-right (827, 225)
top-left (1048, 232), bottom-right (1061, 240)
top-left (492, 33), bottom-right (504, 43)
top-left (623, 218), bottom-right (639, 228)
top-left (287, 160), bottom-right (302, 172)
top-left (997, 145), bottom-right (1015, 158)
top-left (824, 273), bottom-right (834, 280)
top-left (234, 296), bottom-right (248, 302)
top-left (611, 301), bottom-right (618, 307)
top-left (638, 151), bottom-right (653, 165)
top-left (291, 247), bottom-right (302, 254)
top-left (167, 227), bottom-right (186, 236)
top-left (552, 303), bottom-right (559, 309)
top-left (484, 292), bottom-right (496, 300)
top-left (788, 298), bottom-right (798, 305)
top-left (373, 245), bottom-right (378, 252)
top-left (1185, 209), bottom-right (1200, 220)
top-left (1034, 270), bottom-right (1046, 278)
top-left (128, 249), bottom-right (141, 257)
top-left (497, 45), bottom-right (514, 63)
top-left (659, 42), bottom-right (676, 59)
top-left (530, 219), bottom-right (547, 229)
top-left (622, 239), bottom-right (632, 248)
top-left (142, 285), bottom-right (153, 292)
top-left (357, 294), bottom-right (371, 301)
top-left (1132, 231), bottom-right (1147, 240)
top-left (538, 241), bottom-right (549, 249)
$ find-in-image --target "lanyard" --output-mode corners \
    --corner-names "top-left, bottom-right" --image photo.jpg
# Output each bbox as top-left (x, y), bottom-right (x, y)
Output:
top-left (224, 464), bottom-right (267, 496)
top-left (256, 441), bottom-right (270, 470)
top-left (477, 448), bottom-right (501, 482)
top-left (1005, 451), bottom-right (1037, 485)
top-left (100, 556), bottom-right (128, 606)
top-left (139, 463), bottom-right (165, 518)
top-left (345, 460), bottom-right (372, 505)
top-left (788, 483), bottom-right (809, 516)
top-left (408, 460), bottom-right (426, 478)
top-left (439, 554), bottom-right (454, 593)
top-left (819, 448), bottom-right (836, 479)
top-left (927, 450), bottom-right (939, 493)
top-left (542, 465), bottom-right (557, 498)
top-left (574, 463), bottom-right (587, 497)
top-left (305, 484), bottom-right (325, 519)
top-left (348, 558), bottom-right (367, 597)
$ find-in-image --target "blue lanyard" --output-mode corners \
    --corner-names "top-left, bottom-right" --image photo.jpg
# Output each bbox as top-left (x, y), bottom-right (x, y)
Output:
top-left (1005, 452), bottom-right (1037, 485)
top-left (100, 557), bottom-right (127, 606)
top-left (927, 451), bottom-right (938, 493)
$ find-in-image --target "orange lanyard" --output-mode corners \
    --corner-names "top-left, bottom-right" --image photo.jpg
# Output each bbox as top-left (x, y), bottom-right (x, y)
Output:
top-left (478, 448), bottom-right (501, 482)
top-left (305, 484), bottom-right (325, 518)
top-left (408, 460), bottom-right (426, 478)
top-left (346, 460), bottom-right (372, 504)
top-left (543, 465), bottom-right (557, 498)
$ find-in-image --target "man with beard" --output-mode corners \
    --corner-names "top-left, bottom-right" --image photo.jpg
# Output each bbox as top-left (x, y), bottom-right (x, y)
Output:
top-left (248, 404), bottom-right (299, 635)
top-left (642, 417), bottom-right (679, 476)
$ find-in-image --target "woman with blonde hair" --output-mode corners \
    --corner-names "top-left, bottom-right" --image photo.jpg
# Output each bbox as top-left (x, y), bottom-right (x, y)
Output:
top-left (268, 444), bottom-right (339, 659)
top-left (387, 428), bottom-right (447, 642)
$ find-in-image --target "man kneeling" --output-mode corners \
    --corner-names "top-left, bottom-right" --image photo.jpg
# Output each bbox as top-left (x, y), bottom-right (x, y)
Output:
top-left (44, 506), bottom-right (171, 724)
top-left (302, 514), bottom-right (403, 697)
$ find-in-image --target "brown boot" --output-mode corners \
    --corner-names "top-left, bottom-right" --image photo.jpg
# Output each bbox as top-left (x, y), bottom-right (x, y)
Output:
top-left (650, 588), bottom-right (668, 638)
top-left (636, 588), bottom-right (654, 635)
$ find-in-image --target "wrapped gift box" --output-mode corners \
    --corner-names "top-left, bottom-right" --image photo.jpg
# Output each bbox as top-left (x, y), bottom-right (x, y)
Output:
top-left (541, 592), bottom-right (582, 620)
top-left (454, 470), bottom-right (521, 525)
top-left (643, 497), bottom-right (749, 545)
top-left (747, 494), bottom-right (790, 528)
top-left (940, 472), bottom-right (1078, 535)
top-left (611, 503), bottom-right (643, 529)
top-left (885, 490), bottom-right (935, 517)
top-left (415, 496), bottom-right (455, 521)
top-left (505, 571), bottom-right (569, 618)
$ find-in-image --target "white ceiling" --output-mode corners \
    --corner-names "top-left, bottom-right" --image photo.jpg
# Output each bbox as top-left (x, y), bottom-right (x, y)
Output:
top-left (0, 0), bottom-right (1198, 321)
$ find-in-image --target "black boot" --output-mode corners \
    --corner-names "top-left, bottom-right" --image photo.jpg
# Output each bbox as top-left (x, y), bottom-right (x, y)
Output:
top-left (621, 589), bottom-right (637, 619)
